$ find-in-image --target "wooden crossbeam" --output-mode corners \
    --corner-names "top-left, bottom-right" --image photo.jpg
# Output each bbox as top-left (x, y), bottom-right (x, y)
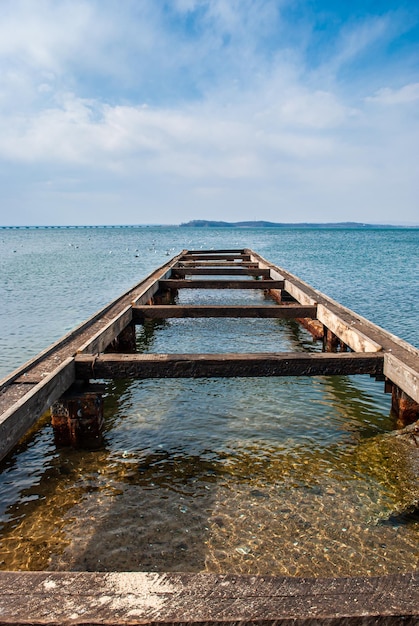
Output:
top-left (181, 254), bottom-right (251, 261)
top-left (159, 279), bottom-right (285, 290)
top-left (178, 261), bottom-right (259, 268)
top-left (75, 352), bottom-right (384, 380)
top-left (133, 304), bottom-right (317, 320)
top-left (186, 248), bottom-right (247, 254)
top-left (172, 267), bottom-right (270, 277)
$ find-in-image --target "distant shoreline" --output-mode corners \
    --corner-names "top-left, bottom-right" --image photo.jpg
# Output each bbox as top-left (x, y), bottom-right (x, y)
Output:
top-left (1, 221), bottom-right (418, 229)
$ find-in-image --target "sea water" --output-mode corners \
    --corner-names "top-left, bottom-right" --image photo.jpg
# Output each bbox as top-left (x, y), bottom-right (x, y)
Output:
top-left (0, 226), bottom-right (418, 575)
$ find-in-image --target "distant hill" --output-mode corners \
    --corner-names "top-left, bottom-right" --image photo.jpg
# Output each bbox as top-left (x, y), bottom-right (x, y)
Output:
top-left (179, 220), bottom-right (404, 229)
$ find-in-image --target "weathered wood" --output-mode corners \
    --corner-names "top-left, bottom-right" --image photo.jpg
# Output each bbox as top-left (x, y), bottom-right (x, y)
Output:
top-left (0, 571), bottom-right (417, 625)
top-left (186, 248), bottom-right (247, 254)
top-left (0, 359), bottom-right (75, 461)
top-left (77, 306), bottom-right (133, 354)
top-left (317, 304), bottom-right (383, 353)
top-left (158, 279), bottom-right (285, 290)
top-left (182, 253), bottom-right (251, 261)
top-left (75, 352), bottom-right (384, 380)
top-left (178, 261), bottom-right (260, 268)
top-left (172, 267), bottom-right (271, 277)
top-left (384, 353), bottom-right (419, 405)
top-left (133, 304), bottom-right (318, 320)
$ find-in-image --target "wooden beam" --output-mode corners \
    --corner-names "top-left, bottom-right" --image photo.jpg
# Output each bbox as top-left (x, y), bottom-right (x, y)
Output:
top-left (186, 248), bottom-right (246, 254)
top-left (384, 352), bottom-right (419, 404)
top-left (133, 304), bottom-right (318, 320)
top-left (77, 306), bottom-right (133, 354)
top-left (181, 254), bottom-right (251, 261)
top-left (0, 571), bottom-right (417, 624)
top-left (172, 267), bottom-right (270, 277)
top-left (178, 261), bottom-right (259, 268)
top-left (317, 304), bottom-right (382, 353)
top-left (0, 358), bottom-right (75, 462)
top-left (158, 279), bottom-right (285, 290)
top-left (75, 352), bottom-right (383, 380)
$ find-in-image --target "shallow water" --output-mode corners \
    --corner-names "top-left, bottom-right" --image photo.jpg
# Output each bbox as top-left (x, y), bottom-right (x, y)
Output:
top-left (0, 226), bottom-right (418, 575)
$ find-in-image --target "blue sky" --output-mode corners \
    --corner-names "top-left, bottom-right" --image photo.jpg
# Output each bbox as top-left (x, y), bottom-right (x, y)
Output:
top-left (0, 0), bottom-right (418, 225)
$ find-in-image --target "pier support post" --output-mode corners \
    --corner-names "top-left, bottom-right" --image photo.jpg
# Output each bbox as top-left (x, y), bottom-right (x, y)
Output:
top-left (108, 321), bottom-right (137, 353)
top-left (391, 385), bottom-right (419, 428)
top-left (51, 385), bottom-right (104, 449)
top-left (323, 327), bottom-right (340, 352)
top-left (153, 288), bottom-right (177, 304)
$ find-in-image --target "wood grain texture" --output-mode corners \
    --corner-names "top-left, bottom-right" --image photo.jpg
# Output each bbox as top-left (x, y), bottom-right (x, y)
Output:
top-left (75, 352), bottom-right (384, 380)
top-left (0, 571), bottom-right (417, 624)
top-left (133, 304), bottom-right (318, 319)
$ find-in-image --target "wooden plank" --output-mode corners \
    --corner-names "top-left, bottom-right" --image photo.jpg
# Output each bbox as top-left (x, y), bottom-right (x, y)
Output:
top-left (0, 571), bottom-right (417, 624)
top-left (0, 358), bottom-right (75, 462)
top-left (133, 304), bottom-right (318, 320)
top-left (75, 352), bottom-right (383, 380)
top-left (178, 261), bottom-right (259, 268)
top-left (317, 304), bottom-right (383, 353)
top-left (158, 279), bottom-right (285, 290)
top-left (181, 254), bottom-right (251, 261)
top-left (284, 278), bottom-right (318, 306)
top-left (384, 353), bottom-right (419, 404)
top-left (186, 248), bottom-right (246, 254)
top-left (77, 306), bottom-right (133, 354)
top-left (172, 267), bottom-right (270, 277)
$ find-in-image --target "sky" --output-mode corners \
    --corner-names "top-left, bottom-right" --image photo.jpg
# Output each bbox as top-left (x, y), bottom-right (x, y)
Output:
top-left (0, 0), bottom-right (418, 225)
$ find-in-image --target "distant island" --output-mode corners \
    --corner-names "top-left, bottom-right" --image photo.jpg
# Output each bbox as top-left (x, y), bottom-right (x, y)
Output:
top-left (179, 220), bottom-right (408, 229)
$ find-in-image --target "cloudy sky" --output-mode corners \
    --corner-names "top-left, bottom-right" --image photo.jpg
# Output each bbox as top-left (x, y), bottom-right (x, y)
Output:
top-left (0, 0), bottom-right (418, 225)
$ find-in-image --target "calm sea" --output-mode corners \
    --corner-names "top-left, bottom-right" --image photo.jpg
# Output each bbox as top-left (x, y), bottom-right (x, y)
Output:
top-left (0, 226), bottom-right (418, 576)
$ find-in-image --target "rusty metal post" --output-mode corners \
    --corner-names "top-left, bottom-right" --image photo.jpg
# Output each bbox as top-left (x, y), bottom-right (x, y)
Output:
top-left (108, 321), bottom-right (137, 353)
top-left (323, 327), bottom-right (339, 352)
top-left (153, 288), bottom-right (177, 304)
top-left (51, 388), bottom-right (104, 449)
top-left (391, 385), bottom-right (419, 428)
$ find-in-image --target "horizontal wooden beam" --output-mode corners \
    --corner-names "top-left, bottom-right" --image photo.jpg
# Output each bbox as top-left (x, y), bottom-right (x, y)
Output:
top-left (186, 248), bottom-right (246, 254)
top-left (181, 254), bottom-right (251, 261)
top-left (178, 261), bottom-right (259, 268)
top-left (75, 352), bottom-right (383, 380)
top-left (133, 304), bottom-right (318, 320)
top-left (172, 268), bottom-right (270, 277)
top-left (159, 279), bottom-right (285, 290)
top-left (0, 570), bottom-right (417, 624)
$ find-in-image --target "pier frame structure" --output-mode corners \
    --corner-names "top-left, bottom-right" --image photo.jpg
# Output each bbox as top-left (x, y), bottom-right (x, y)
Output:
top-left (0, 248), bottom-right (418, 624)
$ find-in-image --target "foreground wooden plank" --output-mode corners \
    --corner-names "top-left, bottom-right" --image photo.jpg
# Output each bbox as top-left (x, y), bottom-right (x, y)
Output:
top-left (133, 304), bottom-right (318, 320)
top-left (0, 571), bottom-right (417, 625)
top-left (75, 352), bottom-right (383, 380)
top-left (159, 279), bottom-right (285, 290)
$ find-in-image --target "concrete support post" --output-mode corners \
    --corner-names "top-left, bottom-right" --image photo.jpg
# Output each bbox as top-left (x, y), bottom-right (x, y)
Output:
top-left (51, 387), bottom-right (104, 449)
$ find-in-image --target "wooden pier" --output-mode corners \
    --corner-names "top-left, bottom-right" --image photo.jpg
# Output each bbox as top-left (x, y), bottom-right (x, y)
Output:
top-left (0, 248), bottom-right (418, 624)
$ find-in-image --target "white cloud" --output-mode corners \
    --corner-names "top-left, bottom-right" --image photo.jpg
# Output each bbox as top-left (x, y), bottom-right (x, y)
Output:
top-left (0, 0), bottom-right (417, 224)
top-left (366, 83), bottom-right (419, 105)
